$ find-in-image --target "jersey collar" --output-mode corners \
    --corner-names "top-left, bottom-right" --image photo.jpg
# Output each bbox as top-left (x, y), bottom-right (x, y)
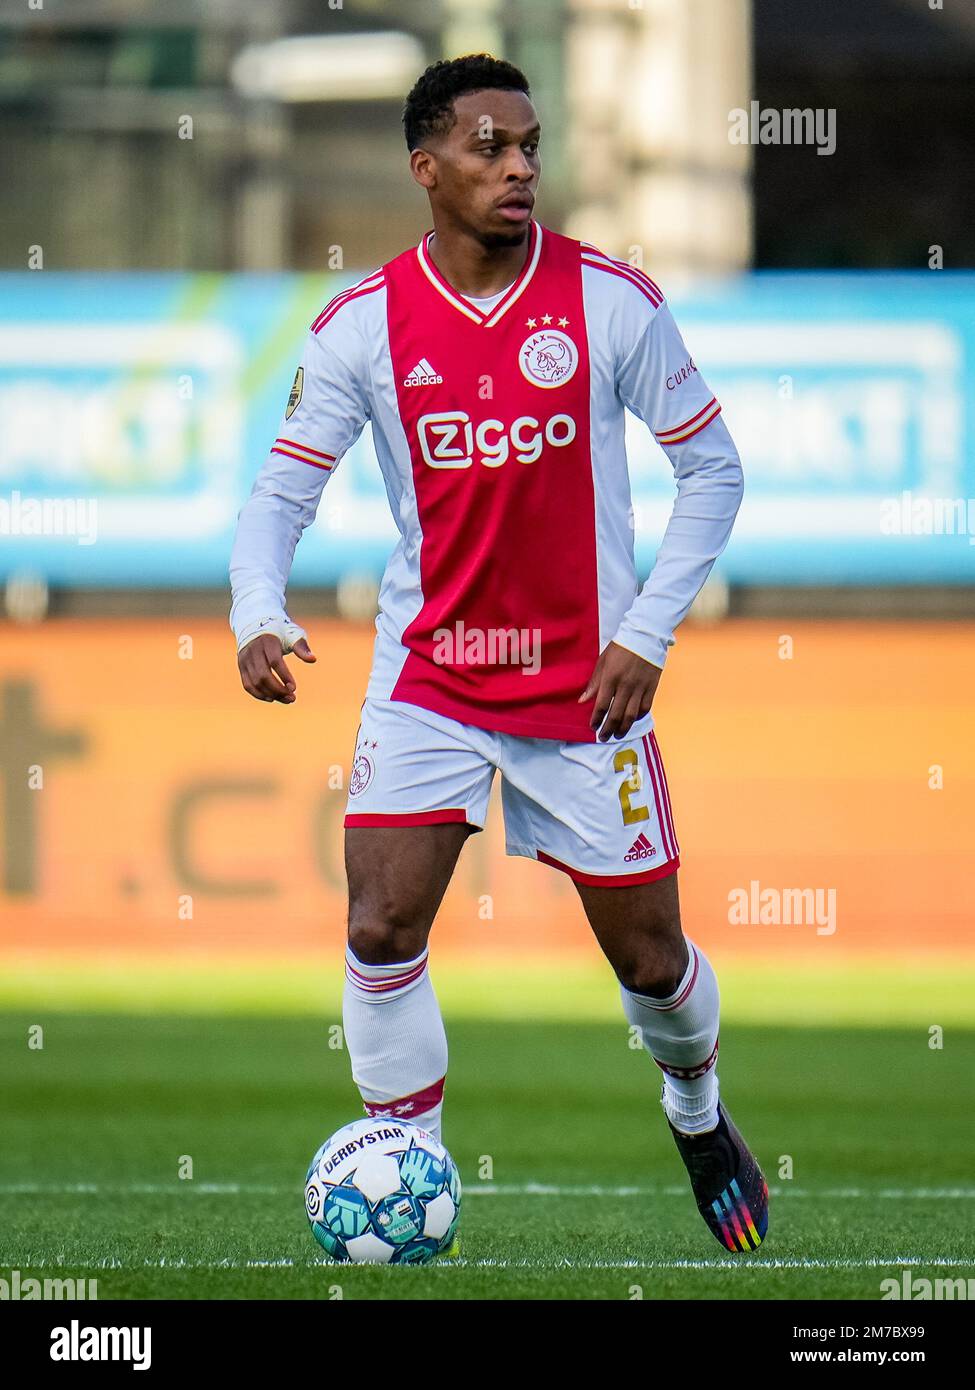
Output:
top-left (416, 219), bottom-right (542, 328)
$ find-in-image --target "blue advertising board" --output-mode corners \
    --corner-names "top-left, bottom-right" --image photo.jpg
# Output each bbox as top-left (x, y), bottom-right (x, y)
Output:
top-left (1, 271), bottom-right (973, 586)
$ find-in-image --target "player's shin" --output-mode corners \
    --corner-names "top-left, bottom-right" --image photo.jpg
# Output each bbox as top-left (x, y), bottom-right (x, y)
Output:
top-left (341, 944), bottom-right (448, 1142)
top-left (620, 938), bottom-right (720, 1134)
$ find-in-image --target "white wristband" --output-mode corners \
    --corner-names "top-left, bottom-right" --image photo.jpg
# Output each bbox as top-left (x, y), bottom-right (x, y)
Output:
top-left (236, 615), bottom-right (308, 656)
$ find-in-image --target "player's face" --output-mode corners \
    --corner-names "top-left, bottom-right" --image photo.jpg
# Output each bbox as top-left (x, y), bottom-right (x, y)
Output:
top-left (419, 88), bottom-right (541, 247)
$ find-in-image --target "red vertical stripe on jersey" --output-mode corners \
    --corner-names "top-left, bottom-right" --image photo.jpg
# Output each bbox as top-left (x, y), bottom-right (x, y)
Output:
top-left (382, 223), bottom-right (602, 741)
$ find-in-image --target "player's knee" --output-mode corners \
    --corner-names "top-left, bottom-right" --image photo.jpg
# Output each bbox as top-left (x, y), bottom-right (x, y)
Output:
top-left (616, 934), bottom-right (688, 998)
top-left (347, 901), bottom-right (429, 965)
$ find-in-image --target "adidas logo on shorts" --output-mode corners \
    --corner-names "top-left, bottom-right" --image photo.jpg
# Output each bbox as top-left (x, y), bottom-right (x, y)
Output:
top-left (624, 832), bottom-right (656, 862)
top-left (403, 358), bottom-right (443, 387)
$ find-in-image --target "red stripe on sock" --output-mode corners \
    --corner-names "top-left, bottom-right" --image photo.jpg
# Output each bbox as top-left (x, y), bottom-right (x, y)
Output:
top-left (654, 1035), bottom-right (720, 1080)
top-left (345, 957), bottom-right (428, 993)
top-left (363, 1074), bottom-right (446, 1121)
top-left (641, 944), bottom-right (699, 1012)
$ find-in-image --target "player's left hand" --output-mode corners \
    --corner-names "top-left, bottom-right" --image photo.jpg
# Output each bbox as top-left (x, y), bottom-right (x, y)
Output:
top-left (578, 641), bottom-right (663, 741)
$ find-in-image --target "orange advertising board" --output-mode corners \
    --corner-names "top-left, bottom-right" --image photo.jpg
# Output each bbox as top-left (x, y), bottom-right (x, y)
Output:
top-left (0, 617), bottom-right (971, 961)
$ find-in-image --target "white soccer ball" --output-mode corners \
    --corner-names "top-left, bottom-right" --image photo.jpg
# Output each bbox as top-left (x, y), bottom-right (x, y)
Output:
top-left (304, 1117), bottom-right (462, 1264)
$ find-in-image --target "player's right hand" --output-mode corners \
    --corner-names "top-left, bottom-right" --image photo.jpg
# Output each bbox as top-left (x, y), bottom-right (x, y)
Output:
top-left (238, 633), bottom-right (316, 704)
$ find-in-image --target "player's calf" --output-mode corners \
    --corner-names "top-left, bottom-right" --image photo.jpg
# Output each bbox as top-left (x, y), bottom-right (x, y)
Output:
top-left (342, 824), bottom-right (471, 1143)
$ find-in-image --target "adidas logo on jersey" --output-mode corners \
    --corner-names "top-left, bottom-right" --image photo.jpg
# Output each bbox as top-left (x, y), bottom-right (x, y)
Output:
top-left (624, 832), bottom-right (656, 862)
top-left (404, 358), bottom-right (443, 387)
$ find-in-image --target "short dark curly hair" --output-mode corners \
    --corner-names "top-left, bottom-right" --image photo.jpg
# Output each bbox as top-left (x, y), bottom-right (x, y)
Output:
top-left (403, 53), bottom-right (531, 151)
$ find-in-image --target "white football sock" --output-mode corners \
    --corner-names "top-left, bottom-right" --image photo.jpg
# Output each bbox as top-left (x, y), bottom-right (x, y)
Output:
top-left (620, 938), bottom-right (720, 1134)
top-left (342, 944), bottom-right (448, 1143)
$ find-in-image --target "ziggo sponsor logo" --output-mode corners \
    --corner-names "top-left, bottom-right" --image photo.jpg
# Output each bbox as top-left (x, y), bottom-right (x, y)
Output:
top-left (417, 410), bottom-right (576, 468)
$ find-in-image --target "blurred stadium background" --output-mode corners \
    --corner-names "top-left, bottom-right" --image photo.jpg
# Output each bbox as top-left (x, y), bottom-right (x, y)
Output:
top-left (0, 0), bottom-right (973, 1298)
top-left (2, 0), bottom-right (972, 989)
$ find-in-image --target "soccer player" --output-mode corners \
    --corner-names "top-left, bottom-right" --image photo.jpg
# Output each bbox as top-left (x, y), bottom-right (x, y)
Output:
top-left (230, 54), bottom-right (767, 1254)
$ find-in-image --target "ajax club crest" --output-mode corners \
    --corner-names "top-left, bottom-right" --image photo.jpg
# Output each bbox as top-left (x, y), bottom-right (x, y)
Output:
top-left (349, 744), bottom-right (376, 797)
top-left (519, 329), bottom-right (579, 388)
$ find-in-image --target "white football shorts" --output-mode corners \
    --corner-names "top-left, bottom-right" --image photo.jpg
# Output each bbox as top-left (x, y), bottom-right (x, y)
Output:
top-left (343, 696), bottom-right (679, 887)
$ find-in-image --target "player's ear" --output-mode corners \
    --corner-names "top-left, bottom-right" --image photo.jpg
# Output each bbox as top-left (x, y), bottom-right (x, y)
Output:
top-left (409, 146), bottom-right (437, 191)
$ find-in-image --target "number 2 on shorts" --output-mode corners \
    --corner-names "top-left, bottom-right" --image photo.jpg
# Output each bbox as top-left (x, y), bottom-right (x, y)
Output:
top-left (614, 747), bottom-right (649, 825)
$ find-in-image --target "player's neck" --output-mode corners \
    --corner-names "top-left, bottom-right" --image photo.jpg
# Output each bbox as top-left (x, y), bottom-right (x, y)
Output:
top-left (426, 221), bottom-right (532, 298)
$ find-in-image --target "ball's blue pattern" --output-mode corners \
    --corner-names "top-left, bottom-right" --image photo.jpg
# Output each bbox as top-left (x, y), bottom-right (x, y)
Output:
top-left (323, 1183), bottom-right (373, 1240)
top-left (305, 1127), bottom-right (461, 1265)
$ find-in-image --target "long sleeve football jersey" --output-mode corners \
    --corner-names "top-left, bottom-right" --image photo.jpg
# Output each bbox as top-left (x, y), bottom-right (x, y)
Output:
top-left (230, 220), bottom-right (744, 741)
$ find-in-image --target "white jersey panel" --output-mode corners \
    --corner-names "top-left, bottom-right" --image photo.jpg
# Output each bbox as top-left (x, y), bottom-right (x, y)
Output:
top-left (580, 246), bottom-right (742, 670)
top-left (229, 278), bottom-right (376, 643)
top-left (333, 280), bottom-right (427, 702)
top-left (580, 258), bottom-right (641, 653)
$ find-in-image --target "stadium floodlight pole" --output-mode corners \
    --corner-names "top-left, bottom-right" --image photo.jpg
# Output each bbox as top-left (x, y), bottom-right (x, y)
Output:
top-left (233, 94), bottom-right (289, 270)
top-left (564, 0), bottom-right (753, 277)
top-left (233, 9), bottom-right (288, 270)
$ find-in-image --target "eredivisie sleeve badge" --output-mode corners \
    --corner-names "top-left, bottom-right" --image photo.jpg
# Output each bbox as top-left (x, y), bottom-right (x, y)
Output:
top-left (285, 366), bottom-right (304, 419)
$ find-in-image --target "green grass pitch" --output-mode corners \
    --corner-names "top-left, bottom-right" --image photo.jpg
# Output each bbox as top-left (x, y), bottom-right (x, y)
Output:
top-left (2, 970), bottom-right (973, 1300)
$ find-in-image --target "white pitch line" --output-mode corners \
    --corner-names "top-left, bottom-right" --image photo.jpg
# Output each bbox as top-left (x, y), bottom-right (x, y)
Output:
top-left (469, 1185), bottom-right (975, 1201)
top-left (454, 1257), bottom-right (975, 1271)
top-left (1, 1183), bottom-right (974, 1200)
top-left (9, 1256), bottom-right (975, 1273)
